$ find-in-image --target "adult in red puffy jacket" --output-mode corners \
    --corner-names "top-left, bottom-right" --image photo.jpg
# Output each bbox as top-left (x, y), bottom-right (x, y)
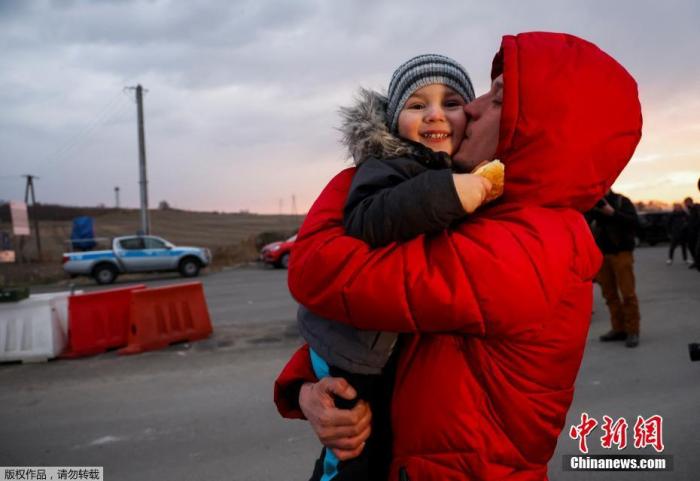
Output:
top-left (275, 32), bottom-right (642, 480)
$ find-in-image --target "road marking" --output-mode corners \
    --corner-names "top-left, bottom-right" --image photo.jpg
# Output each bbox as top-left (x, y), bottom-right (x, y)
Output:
top-left (88, 435), bottom-right (124, 446)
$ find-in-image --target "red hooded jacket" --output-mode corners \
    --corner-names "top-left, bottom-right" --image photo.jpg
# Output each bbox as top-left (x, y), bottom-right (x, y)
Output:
top-left (276, 32), bottom-right (642, 480)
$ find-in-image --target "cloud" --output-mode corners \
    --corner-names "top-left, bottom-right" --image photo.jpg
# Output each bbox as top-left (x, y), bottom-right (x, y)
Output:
top-left (632, 150), bottom-right (700, 164)
top-left (1, 0), bottom-right (699, 212)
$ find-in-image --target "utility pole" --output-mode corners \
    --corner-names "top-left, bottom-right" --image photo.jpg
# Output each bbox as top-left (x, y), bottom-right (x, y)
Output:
top-left (136, 85), bottom-right (150, 235)
top-left (115, 186), bottom-right (120, 208)
top-left (126, 84), bottom-right (150, 235)
top-left (22, 174), bottom-right (42, 260)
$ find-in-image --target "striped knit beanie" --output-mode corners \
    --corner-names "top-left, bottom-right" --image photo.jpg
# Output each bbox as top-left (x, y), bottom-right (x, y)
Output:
top-left (386, 54), bottom-right (475, 133)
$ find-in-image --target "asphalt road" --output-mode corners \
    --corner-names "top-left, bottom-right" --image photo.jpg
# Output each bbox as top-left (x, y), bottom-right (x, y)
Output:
top-left (1, 248), bottom-right (699, 480)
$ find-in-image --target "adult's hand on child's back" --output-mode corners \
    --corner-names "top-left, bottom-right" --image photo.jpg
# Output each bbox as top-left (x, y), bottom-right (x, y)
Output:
top-left (452, 173), bottom-right (493, 214)
top-left (299, 377), bottom-right (372, 460)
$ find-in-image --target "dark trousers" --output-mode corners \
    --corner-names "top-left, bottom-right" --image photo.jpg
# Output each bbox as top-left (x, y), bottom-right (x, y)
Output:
top-left (309, 358), bottom-right (396, 481)
top-left (668, 236), bottom-right (688, 261)
top-left (688, 228), bottom-right (699, 263)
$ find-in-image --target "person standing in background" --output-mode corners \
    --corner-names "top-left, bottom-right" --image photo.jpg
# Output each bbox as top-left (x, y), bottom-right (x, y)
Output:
top-left (684, 197), bottom-right (700, 270)
top-left (667, 203), bottom-right (689, 265)
top-left (588, 189), bottom-right (642, 348)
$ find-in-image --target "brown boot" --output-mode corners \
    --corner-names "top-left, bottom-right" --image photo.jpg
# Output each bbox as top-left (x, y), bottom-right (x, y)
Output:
top-left (600, 330), bottom-right (627, 342)
top-left (625, 334), bottom-right (639, 348)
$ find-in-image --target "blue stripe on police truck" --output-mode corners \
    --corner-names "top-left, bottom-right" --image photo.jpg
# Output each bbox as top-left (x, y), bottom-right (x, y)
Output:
top-left (70, 252), bottom-right (117, 260)
top-left (119, 249), bottom-right (187, 258)
top-left (71, 249), bottom-right (188, 260)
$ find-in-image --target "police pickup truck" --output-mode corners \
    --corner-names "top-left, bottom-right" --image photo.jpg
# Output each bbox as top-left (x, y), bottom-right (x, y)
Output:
top-left (62, 235), bottom-right (212, 284)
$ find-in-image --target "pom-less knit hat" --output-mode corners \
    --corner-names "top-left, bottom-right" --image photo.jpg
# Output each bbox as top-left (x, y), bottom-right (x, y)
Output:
top-left (386, 54), bottom-right (475, 133)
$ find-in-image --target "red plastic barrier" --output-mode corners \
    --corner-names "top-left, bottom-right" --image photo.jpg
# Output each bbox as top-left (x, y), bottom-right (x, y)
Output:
top-left (61, 285), bottom-right (147, 358)
top-left (119, 282), bottom-right (213, 355)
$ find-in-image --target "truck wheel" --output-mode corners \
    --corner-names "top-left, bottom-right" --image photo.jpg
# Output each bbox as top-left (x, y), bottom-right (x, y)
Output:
top-left (179, 257), bottom-right (201, 277)
top-left (280, 253), bottom-right (290, 269)
top-left (93, 264), bottom-right (118, 285)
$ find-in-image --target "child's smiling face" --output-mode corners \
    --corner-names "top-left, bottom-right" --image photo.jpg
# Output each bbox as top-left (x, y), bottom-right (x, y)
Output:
top-left (397, 84), bottom-right (467, 156)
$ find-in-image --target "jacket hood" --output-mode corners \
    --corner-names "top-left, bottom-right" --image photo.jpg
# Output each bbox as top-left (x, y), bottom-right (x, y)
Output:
top-left (495, 32), bottom-right (643, 212)
top-left (338, 88), bottom-right (450, 167)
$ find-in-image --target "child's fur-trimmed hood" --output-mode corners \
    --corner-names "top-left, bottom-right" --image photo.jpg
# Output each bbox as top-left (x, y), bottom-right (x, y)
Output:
top-left (339, 88), bottom-right (434, 166)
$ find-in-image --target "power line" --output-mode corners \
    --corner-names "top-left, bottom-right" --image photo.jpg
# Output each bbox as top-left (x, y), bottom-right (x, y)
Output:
top-left (45, 90), bottom-right (125, 161)
top-left (42, 89), bottom-right (132, 165)
top-left (49, 94), bottom-right (131, 164)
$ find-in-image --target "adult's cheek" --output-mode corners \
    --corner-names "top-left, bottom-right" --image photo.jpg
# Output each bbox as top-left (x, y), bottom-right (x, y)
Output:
top-left (452, 141), bottom-right (480, 173)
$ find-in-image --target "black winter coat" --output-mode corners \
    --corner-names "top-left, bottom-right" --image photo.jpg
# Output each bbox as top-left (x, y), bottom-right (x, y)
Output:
top-left (587, 191), bottom-right (639, 254)
top-left (344, 149), bottom-right (466, 248)
top-left (667, 210), bottom-right (688, 240)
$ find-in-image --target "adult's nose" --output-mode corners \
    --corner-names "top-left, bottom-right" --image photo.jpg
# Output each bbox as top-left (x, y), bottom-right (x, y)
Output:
top-left (463, 101), bottom-right (477, 120)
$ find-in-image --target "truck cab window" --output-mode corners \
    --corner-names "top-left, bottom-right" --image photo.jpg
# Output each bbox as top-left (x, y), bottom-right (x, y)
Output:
top-left (144, 238), bottom-right (167, 249)
top-left (119, 238), bottom-right (145, 250)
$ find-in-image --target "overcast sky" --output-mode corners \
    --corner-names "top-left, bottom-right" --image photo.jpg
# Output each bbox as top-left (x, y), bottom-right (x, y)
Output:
top-left (1, 0), bottom-right (698, 213)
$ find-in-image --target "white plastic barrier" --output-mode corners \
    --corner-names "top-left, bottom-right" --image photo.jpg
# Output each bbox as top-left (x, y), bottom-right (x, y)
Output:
top-left (0, 292), bottom-right (75, 363)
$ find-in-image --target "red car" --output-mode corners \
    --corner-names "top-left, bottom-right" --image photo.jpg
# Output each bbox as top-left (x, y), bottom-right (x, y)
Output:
top-left (259, 234), bottom-right (296, 269)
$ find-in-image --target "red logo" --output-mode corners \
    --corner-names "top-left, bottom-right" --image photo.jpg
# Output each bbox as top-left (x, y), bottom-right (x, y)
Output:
top-left (600, 416), bottom-right (628, 450)
top-left (633, 415), bottom-right (664, 453)
top-left (569, 414), bottom-right (664, 453)
top-left (569, 412), bottom-right (598, 454)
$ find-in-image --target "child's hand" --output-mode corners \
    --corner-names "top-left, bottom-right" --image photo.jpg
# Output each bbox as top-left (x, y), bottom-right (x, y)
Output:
top-left (452, 173), bottom-right (493, 214)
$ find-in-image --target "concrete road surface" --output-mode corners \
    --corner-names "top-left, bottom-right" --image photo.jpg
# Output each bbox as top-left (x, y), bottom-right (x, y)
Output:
top-left (1, 248), bottom-right (698, 480)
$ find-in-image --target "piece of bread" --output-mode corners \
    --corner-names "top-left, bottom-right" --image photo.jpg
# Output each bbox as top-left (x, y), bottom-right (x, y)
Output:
top-left (471, 159), bottom-right (504, 202)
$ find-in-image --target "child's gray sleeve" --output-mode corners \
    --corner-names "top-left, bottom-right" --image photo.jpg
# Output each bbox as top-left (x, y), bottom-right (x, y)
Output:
top-left (343, 157), bottom-right (467, 248)
top-left (297, 305), bottom-right (395, 375)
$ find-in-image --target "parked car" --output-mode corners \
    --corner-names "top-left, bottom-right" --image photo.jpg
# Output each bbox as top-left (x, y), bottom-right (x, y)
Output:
top-left (62, 235), bottom-right (212, 284)
top-left (259, 234), bottom-right (296, 269)
top-left (637, 211), bottom-right (671, 246)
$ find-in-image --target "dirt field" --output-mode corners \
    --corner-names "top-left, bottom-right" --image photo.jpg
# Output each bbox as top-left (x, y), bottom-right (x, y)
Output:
top-left (0, 206), bottom-right (303, 285)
